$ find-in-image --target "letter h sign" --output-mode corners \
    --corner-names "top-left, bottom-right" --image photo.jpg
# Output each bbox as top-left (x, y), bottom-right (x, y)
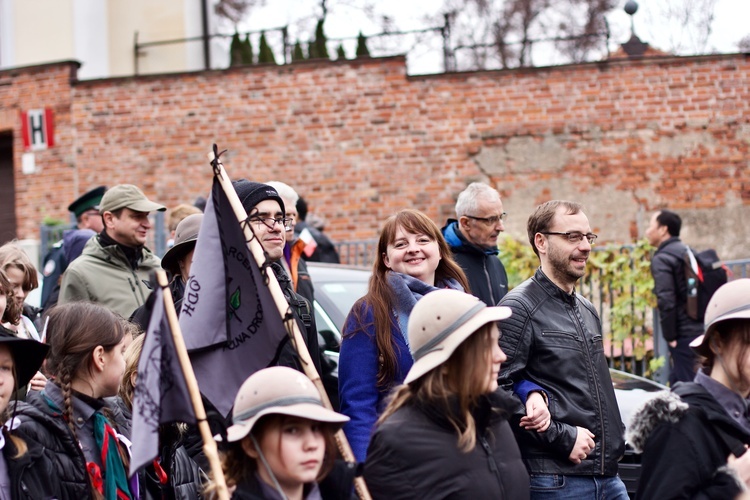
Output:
top-left (21, 109), bottom-right (55, 151)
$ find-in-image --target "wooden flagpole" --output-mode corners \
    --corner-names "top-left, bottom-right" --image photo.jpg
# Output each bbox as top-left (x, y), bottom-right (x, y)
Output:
top-left (211, 147), bottom-right (372, 500)
top-left (155, 269), bottom-right (230, 500)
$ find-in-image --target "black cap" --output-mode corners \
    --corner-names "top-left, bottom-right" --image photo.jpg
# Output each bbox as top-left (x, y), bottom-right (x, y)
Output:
top-left (232, 180), bottom-right (285, 215)
top-left (68, 186), bottom-right (106, 218)
top-left (0, 325), bottom-right (49, 388)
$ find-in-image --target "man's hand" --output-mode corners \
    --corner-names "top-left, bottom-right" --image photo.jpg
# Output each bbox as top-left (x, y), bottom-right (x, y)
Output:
top-left (519, 391), bottom-right (551, 433)
top-left (568, 426), bottom-right (595, 464)
top-left (28, 371), bottom-right (48, 391)
top-left (668, 340), bottom-right (677, 348)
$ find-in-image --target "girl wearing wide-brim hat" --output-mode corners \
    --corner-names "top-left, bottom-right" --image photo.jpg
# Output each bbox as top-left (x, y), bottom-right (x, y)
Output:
top-left (209, 366), bottom-right (349, 500)
top-left (363, 288), bottom-right (530, 499)
top-left (628, 278), bottom-right (750, 499)
top-left (0, 323), bottom-right (62, 498)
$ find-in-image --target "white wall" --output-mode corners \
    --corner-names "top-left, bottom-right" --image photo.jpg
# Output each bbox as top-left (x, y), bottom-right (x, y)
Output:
top-left (73, 0), bottom-right (109, 79)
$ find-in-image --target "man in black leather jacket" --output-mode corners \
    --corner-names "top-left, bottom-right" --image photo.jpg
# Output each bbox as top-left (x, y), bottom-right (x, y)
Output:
top-left (498, 200), bottom-right (627, 499)
top-left (645, 209), bottom-right (703, 384)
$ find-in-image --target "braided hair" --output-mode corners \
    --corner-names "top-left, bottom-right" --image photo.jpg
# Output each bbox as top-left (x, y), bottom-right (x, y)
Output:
top-left (44, 303), bottom-right (126, 435)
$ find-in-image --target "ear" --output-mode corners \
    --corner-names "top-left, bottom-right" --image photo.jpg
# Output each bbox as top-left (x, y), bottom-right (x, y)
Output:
top-left (534, 233), bottom-right (548, 255)
top-left (91, 345), bottom-right (106, 372)
top-left (458, 216), bottom-right (471, 231)
top-left (382, 252), bottom-right (391, 270)
top-left (241, 435), bottom-right (259, 459)
top-left (130, 370), bottom-right (138, 388)
top-left (102, 211), bottom-right (115, 229)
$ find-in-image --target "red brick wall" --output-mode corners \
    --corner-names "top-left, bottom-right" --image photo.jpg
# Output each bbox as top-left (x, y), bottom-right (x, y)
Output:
top-left (2, 54), bottom-right (749, 258)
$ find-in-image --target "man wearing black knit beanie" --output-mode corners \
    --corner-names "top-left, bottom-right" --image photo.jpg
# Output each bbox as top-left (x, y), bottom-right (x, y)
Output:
top-left (231, 179), bottom-right (324, 380)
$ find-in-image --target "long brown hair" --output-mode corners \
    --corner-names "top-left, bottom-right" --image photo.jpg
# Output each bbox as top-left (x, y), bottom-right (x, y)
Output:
top-left (378, 323), bottom-right (495, 451)
top-left (346, 209), bottom-right (469, 388)
top-left (0, 242), bottom-right (39, 295)
top-left (44, 302), bottom-right (126, 438)
top-left (0, 269), bottom-right (22, 325)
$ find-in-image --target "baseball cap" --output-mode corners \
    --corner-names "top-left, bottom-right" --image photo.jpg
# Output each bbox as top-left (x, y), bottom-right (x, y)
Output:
top-left (99, 184), bottom-right (166, 213)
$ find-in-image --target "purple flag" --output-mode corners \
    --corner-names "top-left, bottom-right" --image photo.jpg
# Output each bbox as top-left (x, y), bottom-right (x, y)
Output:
top-left (130, 286), bottom-right (195, 476)
top-left (179, 176), bottom-right (288, 416)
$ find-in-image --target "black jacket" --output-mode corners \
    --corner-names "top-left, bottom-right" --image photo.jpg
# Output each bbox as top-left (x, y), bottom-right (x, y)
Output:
top-left (498, 268), bottom-right (625, 476)
top-left (115, 397), bottom-right (204, 500)
top-left (11, 400), bottom-right (93, 500)
top-left (627, 382), bottom-right (750, 499)
top-left (650, 237), bottom-right (704, 342)
top-left (3, 427), bottom-right (66, 499)
top-left (272, 262), bottom-right (322, 376)
top-left (441, 220), bottom-right (508, 306)
top-left (294, 221), bottom-right (340, 264)
top-left (364, 391), bottom-right (529, 500)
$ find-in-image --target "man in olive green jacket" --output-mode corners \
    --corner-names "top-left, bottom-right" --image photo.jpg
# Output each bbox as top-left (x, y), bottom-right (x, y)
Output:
top-left (59, 184), bottom-right (166, 318)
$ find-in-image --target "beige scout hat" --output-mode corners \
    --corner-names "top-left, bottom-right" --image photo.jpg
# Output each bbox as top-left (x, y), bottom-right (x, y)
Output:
top-left (161, 214), bottom-right (203, 276)
top-left (404, 289), bottom-right (511, 384)
top-left (99, 184), bottom-right (166, 214)
top-left (690, 279), bottom-right (750, 357)
top-left (226, 366), bottom-right (349, 443)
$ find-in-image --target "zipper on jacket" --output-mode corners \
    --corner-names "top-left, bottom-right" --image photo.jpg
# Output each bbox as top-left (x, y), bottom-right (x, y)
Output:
top-left (572, 301), bottom-right (606, 475)
top-left (480, 435), bottom-right (505, 496)
top-left (483, 260), bottom-right (495, 305)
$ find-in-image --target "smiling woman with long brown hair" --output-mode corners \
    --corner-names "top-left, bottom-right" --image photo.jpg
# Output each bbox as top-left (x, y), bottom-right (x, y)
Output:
top-left (338, 209), bottom-right (469, 462)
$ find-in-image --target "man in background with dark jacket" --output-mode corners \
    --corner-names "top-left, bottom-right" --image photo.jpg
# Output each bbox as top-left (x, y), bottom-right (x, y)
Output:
top-left (441, 182), bottom-right (508, 306)
top-left (498, 200), bottom-right (627, 499)
top-left (645, 209), bottom-right (703, 384)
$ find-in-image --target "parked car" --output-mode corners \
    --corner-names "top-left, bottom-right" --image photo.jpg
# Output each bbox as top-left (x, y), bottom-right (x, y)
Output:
top-left (307, 262), bottom-right (664, 496)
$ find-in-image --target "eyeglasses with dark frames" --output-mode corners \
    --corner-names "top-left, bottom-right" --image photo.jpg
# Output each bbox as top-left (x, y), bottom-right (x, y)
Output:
top-left (248, 216), bottom-right (293, 231)
top-left (465, 213), bottom-right (508, 225)
top-left (541, 231), bottom-right (598, 245)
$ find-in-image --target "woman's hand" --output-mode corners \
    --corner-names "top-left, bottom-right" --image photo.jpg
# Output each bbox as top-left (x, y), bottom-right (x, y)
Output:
top-left (519, 391), bottom-right (551, 433)
top-left (727, 447), bottom-right (750, 488)
top-left (28, 371), bottom-right (48, 391)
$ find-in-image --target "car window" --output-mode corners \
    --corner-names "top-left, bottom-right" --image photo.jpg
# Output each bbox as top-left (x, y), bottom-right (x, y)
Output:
top-left (317, 282), bottom-right (368, 320)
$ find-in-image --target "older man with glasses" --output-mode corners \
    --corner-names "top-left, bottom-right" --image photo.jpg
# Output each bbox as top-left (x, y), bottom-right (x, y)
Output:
top-left (441, 182), bottom-right (509, 307)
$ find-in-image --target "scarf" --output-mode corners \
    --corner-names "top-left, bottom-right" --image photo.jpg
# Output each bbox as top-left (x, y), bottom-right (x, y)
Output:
top-left (44, 391), bottom-right (134, 500)
top-left (387, 272), bottom-right (463, 346)
top-left (92, 411), bottom-right (133, 500)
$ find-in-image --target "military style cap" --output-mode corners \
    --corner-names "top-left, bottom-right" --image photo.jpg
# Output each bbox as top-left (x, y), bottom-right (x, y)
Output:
top-left (99, 184), bottom-right (166, 214)
top-left (68, 186), bottom-right (107, 217)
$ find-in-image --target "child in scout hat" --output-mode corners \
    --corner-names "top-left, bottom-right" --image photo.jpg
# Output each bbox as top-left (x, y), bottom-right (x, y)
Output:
top-left (0, 321), bottom-right (53, 497)
top-left (211, 366), bottom-right (348, 500)
top-left (628, 279), bottom-right (750, 498)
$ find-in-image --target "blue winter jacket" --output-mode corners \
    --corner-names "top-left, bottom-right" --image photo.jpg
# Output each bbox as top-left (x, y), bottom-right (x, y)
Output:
top-left (338, 301), bottom-right (413, 462)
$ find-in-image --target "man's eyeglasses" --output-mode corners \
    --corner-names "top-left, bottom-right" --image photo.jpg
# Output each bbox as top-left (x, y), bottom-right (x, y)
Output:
top-left (249, 216), bottom-right (293, 231)
top-left (541, 231), bottom-right (598, 245)
top-left (465, 213), bottom-right (508, 226)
